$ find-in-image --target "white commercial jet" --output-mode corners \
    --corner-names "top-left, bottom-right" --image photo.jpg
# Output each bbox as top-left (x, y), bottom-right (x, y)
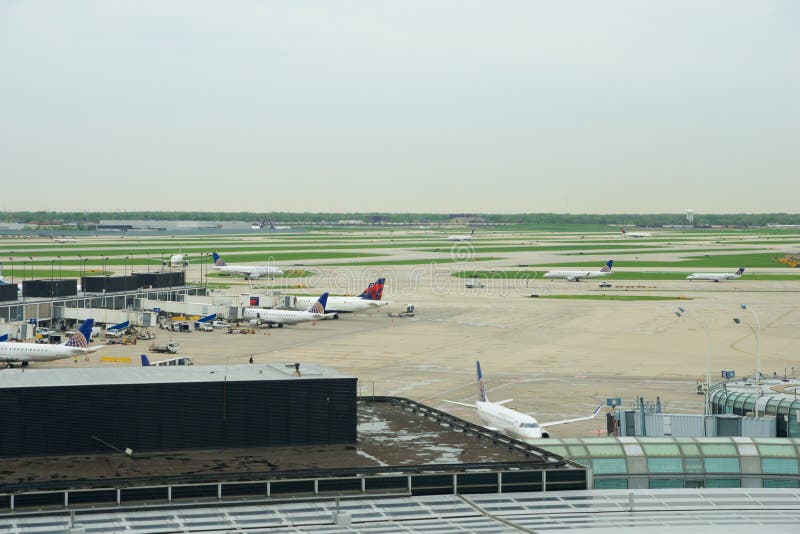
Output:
top-left (244, 293), bottom-right (328, 327)
top-left (445, 361), bottom-right (602, 439)
top-left (448, 228), bottom-right (475, 241)
top-left (212, 252), bottom-right (283, 279)
top-left (620, 227), bottom-right (652, 238)
top-left (292, 278), bottom-right (389, 316)
top-left (0, 319), bottom-right (103, 367)
top-left (51, 235), bottom-right (78, 243)
top-left (687, 267), bottom-right (745, 282)
top-left (161, 252), bottom-right (189, 268)
top-left (543, 260), bottom-right (613, 282)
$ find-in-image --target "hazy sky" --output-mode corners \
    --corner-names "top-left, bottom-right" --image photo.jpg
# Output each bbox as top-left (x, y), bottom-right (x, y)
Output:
top-left (1, 1), bottom-right (798, 213)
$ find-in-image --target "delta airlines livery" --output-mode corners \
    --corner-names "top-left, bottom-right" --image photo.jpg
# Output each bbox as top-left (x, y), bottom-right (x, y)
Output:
top-left (212, 252), bottom-right (284, 279)
top-left (448, 228), bottom-right (475, 241)
top-left (244, 293), bottom-right (328, 327)
top-left (543, 260), bottom-right (613, 282)
top-left (620, 227), bottom-right (652, 238)
top-left (292, 278), bottom-right (389, 314)
top-left (445, 362), bottom-right (602, 439)
top-left (0, 319), bottom-right (103, 367)
top-left (687, 268), bottom-right (745, 282)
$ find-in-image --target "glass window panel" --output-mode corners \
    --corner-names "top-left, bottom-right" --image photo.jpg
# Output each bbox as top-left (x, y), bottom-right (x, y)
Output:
top-left (647, 458), bottom-right (683, 473)
top-left (540, 446), bottom-right (568, 458)
top-left (649, 479), bottom-right (683, 489)
top-left (641, 444), bottom-right (681, 457)
top-left (704, 457), bottom-right (740, 473)
top-left (567, 446), bottom-right (588, 457)
top-left (762, 458), bottom-right (799, 475)
top-left (594, 479), bottom-right (628, 489)
top-left (757, 444), bottom-right (797, 457)
top-left (679, 444), bottom-right (701, 456)
top-left (592, 458), bottom-right (628, 475)
top-left (698, 444), bottom-right (738, 456)
top-left (763, 479), bottom-right (800, 488)
top-left (586, 445), bottom-right (625, 458)
top-left (684, 457), bottom-right (703, 473)
top-left (705, 479), bottom-right (741, 488)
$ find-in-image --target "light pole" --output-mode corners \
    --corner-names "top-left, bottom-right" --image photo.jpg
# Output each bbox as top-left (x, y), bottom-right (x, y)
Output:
top-left (57, 256), bottom-right (62, 279)
top-left (28, 256), bottom-right (33, 279)
top-left (736, 304), bottom-right (762, 419)
top-left (9, 256), bottom-right (13, 284)
top-left (675, 306), bottom-right (712, 418)
top-left (50, 259), bottom-right (55, 281)
top-left (124, 256), bottom-right (129, 276)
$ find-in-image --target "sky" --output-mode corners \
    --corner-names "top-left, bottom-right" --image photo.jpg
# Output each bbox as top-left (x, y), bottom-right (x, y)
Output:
top-left (1, 1), bottom-right (798, 214)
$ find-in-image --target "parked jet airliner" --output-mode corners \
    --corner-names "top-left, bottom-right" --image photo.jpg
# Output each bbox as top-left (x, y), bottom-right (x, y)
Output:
top-left (244, 293), bottom-right (328, 327)
top-left (687, 268), bottom-right (745, 282)
top-left (212, 252), bottom-right (283, 279)
top-left (292, 278), bottom-right (389, 315)
top-left (543, 260), bottom-right (613, 282)
top-left (0, 319), bottom-right (103, 367)
top-left (445, 362), bottom-right (602, 439)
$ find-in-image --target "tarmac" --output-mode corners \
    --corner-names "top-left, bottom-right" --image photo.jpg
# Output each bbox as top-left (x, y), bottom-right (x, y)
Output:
top-left (32, 230), bottom-right (800, 440)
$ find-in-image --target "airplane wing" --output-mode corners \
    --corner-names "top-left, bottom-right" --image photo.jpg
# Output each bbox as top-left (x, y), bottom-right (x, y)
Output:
top-left (539, 404), bottom-right (603, 428)
top-left (443, 400), bottom-right (476, 409)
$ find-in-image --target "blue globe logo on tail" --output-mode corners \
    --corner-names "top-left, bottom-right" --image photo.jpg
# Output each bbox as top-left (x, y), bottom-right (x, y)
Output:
top-left (308, 293), bottom-right (328, 314)
top-left (65, 318), bottom-right (94, 349)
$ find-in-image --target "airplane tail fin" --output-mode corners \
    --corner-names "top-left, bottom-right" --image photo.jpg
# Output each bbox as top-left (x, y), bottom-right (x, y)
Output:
top-left (65, 319), bottom-right (93, 348)
top-left (0, 334), bottom-right (7, 342)
top-left (620, 227), bottom-right (626, 234)
top-left (307, 293), bottom-right (328, 314)
top-left (601, 260), bottom-right (613, 272)
top-left (471, 228), bottom-right (475, 236)
top-left (212, 252), bottom-right (226, 267)
top-left (358, 278), bottom-right (385, 300)
top-left (141, 354), bottom-right (150, 366)
top-left (476, 360), bottom-right (488, 402)
top-left (735, 267), bottom-right (745, 275)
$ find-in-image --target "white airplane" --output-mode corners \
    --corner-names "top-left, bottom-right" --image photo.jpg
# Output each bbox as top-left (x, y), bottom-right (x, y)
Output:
top-left (211, 252), bottom-right (283, 279)
top-left (0, 319), bottom-right (104, 367)
top-left (448, 228), bottom-right (475, 241)
top-left (620, 227), bottom-right (652, 238)
top-left (543, 260), bottom-right (613, 282)
top-left (51, 235), bottom-right (77, 243)
top-left (292, 278), bottom-right (390, 315)
top-left (244, 293), bottom-right (328, 327)
top-left (251, 220), bottom-right (267, 230)
top-left (162, 252), bottom-right (189, 268)
top-left (687, 267), bottom-right (745, 282)
top-left (269, 221), bottom-right (291, 230)
top-left (445, 361), bottom-right (602, 439)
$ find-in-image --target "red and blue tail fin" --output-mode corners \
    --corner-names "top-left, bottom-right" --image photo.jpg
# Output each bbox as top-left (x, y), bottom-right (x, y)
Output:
top-left (358, 278), bottom-right (385, 300)
top-left (307, 293), bottom-right (328, 314)
top-left (212, 252), bottom-right (226, 266)
top-left (601, 260), bottom-right (613, 272)
top-left (735, 267), bottom-right (745, 275)
top-left (476, 360), bottom-right (488, 402)
top-left (65, 319), bottom-right (93, 348)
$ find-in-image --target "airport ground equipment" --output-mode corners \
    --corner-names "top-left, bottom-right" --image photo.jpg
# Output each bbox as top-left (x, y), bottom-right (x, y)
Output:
top-left (149, 340), bottom-right (179, 353)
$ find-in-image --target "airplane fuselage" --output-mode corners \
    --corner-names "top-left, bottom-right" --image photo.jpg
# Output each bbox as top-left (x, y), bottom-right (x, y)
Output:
top-left (243, 307), bottom-right (322, 326)
top-left (475, 401), bottom-right (548, 439)
top-left (543, 270), bottom-right (611, 281)
top-left (292, 296), bottom-right (389, 313)
top-left (687, 273), bottom-right (740, 281)
top-left (214, 265), bottom-right (283, 279)
top-left (0, 342), bottom-right (86, 364)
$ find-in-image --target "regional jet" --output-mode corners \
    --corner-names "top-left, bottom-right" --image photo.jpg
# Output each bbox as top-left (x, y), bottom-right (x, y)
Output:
top-left (211, 252), bottom-right (283, 279)
top-left (51, 236), bottom-right (77, 243)
top-left (0, 319), bottom-right (103, 367)
top-left (445, 361), bottom-right (602, 439)
top-left (543, 260), bottom-right (613, 282)
top-left (620, 227), bottom-right (652, 238)
top-left (687, 268), bottom-right (745, 282)
top-left (448, 228), bottom-right (475, 241)
top-left (291, 278), bottom-right (389, 315)
top-left (244, 293), bottom-right (328, 327)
